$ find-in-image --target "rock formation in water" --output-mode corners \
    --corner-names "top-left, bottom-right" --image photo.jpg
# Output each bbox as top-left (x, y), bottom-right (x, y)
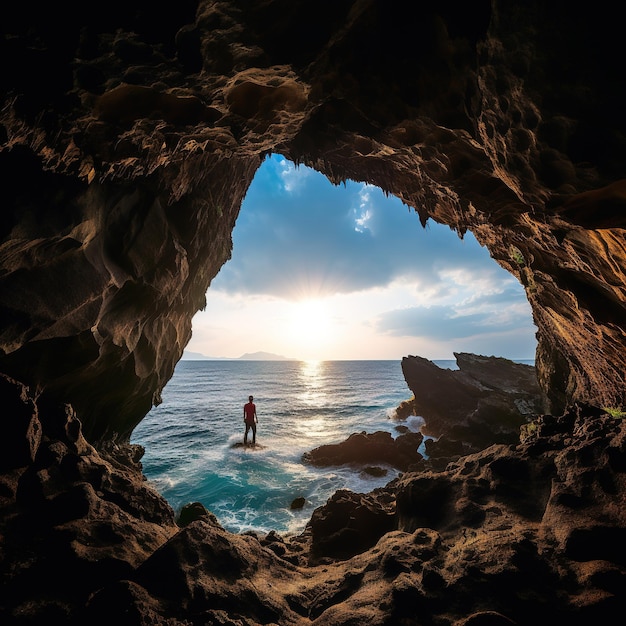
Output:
top-left (1, 1), bottom-right (625, 624)
top-left (305, 354), bottom-right (546, 472)
top-left (303, 430), bottom-right (426, 472)
top-left (400, 353), bottom-right (548, 457)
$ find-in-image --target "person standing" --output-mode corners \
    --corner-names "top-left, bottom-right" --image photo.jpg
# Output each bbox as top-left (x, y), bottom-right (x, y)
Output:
top-left (243, 395), bottom-right (258, 446)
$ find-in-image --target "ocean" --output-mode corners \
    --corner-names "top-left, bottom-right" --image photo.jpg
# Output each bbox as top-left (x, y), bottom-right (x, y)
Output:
top-left (130, 359), bottom-right (464, 536)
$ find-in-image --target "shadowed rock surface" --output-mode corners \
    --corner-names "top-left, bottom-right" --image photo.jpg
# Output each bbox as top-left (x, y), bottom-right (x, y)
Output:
top-left (2, 379), bottom-right (624, 624)
top-left (303, 430), bottom-right (425, 472)
top-left (306, 353), bottom-right (546, 472)
top-left (1, 1), bottom-right (625, 624)
top-left (399, 353), bottom-right (548, 459)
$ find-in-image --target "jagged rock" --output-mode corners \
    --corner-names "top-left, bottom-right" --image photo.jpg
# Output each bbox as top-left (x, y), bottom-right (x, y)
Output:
top-left (400, 353), bottom-right (548, 454)
top-left (394, 399), bottom-right (418, 421)
top-left (361, 466), bottom-right (388, 477)
top-left (176, 501), bottom-right (219, 527)
top-left (1, 2), bottom-right (625, 624)
top-left (306, 488), bottom-right (397, 562)
top-left (424, 436), bottom-right (467, 469)
top-left (0, 373), bottom-right (41, 471)
top-left (130, 520), bottom-right (300, 625)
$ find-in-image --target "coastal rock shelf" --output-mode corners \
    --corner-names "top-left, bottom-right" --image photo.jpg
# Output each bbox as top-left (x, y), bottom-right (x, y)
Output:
top-left (1, 1), bottom-right (625, 624)
top-left (2, 377), bottom-right (624, 624)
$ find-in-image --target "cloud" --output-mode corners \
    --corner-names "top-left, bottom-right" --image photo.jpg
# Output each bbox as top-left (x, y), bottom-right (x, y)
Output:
top-left (193, 154), bottom-right (538, 360)
top-left (375, 285), bottom-right (535, 340)
top-left (212, 155), bottom-right (499, 300)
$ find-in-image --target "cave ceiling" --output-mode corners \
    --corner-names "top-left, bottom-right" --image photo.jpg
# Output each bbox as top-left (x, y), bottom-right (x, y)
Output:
top-left (1, 0), bottom-right (625, 443)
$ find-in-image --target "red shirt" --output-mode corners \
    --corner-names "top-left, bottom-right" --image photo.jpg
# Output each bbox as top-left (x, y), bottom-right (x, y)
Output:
top-left (244, 401), bottom-right (256, 423)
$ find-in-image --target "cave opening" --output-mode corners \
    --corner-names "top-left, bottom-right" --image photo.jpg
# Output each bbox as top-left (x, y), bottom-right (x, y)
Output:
top-left (130, 154), bottom-right (538, 535)
top-left (192, 154), bottom-right (538, 362)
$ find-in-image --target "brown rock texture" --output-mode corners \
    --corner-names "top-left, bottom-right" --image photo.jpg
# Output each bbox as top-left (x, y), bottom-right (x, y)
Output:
top-left (1, 1), bottom-right (626, 624)
top-left (2, 375), bottom-right (625, 625)
top-left (303, 430), bottom-right (425, 472)
top-left (400, 353), bottom-right (548, 454)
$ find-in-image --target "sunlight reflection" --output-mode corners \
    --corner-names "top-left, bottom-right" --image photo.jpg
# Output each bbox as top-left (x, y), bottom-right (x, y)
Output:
top-left (290, 414), bottom-right (342, 445)
top-left (295, 360), bottom-right (336, 436)
top-left (300, 359), bottom-right (324, 385)
top-left (294, 416), bottom-right (334, 439)
top-left (297, 360), bottom-right (326, 405)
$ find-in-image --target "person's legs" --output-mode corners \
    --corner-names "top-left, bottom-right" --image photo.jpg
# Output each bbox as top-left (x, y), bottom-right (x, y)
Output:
top-left (251, 423), bottom-right (256, 445)
top-left (244, 423), bottom-right (250, 445)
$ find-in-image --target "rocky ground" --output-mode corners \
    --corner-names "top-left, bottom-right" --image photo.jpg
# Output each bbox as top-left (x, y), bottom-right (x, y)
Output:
top-left (1, 2), bottom-right (626, 624)
top-left (1, 358), bottom-right (625, 625)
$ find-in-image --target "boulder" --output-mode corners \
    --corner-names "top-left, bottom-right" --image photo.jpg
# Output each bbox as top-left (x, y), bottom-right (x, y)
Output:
top-left (306, 489), bottom-right (396, 562)
top-left (303, 430), bottom-right (424, 472)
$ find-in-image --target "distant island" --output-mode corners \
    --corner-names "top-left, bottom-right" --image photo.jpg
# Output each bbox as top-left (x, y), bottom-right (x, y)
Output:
top-left (181, 350), bottom-right (295, 361)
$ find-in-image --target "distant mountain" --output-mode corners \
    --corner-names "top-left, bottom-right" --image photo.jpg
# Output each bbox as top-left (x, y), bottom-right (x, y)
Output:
top-left (237, 351), bottom-right (294, 361)
top-left (181, 350), bottom-right (295, 361)
top-left (181, 350), bottom-right (212, 360)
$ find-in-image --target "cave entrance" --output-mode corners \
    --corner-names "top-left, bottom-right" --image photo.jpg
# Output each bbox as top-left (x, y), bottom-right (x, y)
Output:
top-left (131, 154), bottom-right (537, 534)
top-left (190, 153), bottom-right (537, 362)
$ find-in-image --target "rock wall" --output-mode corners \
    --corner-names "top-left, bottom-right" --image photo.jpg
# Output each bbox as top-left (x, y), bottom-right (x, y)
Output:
top-left (1, 1), bottom-right (625, 443)
top-left (1, 2), bottom-right (626, 624)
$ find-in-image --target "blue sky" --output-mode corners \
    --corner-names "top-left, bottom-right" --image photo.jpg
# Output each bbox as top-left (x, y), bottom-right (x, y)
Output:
top-left (186, 154), bottom-right (537, 361)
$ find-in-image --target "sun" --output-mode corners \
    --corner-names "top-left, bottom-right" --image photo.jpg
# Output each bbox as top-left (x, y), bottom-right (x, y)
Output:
top-left (285, 299), bottom-right (336, 358)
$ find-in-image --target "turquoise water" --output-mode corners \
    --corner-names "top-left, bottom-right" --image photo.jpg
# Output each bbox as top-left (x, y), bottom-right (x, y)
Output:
top-left (132, 359), bottom-right (435, 534)
top-left (131, 359), bottom-right (531, 535)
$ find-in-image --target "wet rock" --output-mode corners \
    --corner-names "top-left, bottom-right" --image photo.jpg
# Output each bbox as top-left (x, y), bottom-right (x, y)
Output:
top-left (290, 496), bottom-right (306, 510)
top-left (176, 501), bottom-right (219, 528)
top-left (362, 466), bottom-right (388, 477)
top-left (303, 430), bottom-right (424, 472)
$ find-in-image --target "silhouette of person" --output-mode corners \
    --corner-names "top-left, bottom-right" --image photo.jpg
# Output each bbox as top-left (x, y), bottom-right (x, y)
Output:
top-left (243, 395), bottom-right (258, 446)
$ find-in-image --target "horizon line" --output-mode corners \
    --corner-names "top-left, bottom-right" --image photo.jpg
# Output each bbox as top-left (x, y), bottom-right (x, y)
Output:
top-left (181, 354), bottom-right (536, 363)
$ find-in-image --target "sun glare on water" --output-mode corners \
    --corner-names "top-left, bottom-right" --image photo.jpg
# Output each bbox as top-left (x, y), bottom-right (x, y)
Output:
top-left (298, 358), bottom-right (325, 404)
top-left (292, 359), bottom-right (337, 439)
